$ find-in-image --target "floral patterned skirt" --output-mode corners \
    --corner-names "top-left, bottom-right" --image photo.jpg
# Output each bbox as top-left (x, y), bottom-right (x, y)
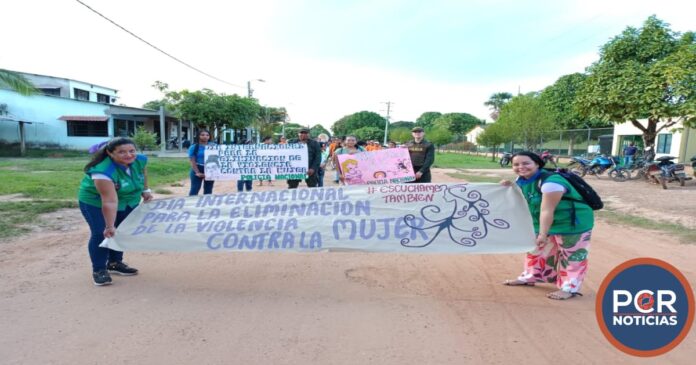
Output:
top-left (517, 231), bottom-right (591, 293)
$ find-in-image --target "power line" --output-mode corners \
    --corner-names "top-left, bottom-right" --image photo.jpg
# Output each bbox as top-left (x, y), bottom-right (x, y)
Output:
top-left (74, 0), bottom-right (244, 89)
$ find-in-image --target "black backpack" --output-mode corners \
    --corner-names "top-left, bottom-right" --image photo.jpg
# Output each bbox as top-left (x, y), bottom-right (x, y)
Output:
top-left (537, 168), bottom-right (604, 210)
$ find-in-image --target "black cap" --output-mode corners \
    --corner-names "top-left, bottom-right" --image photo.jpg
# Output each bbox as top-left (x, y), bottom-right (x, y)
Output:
top-left (299, 127), bottom-right (310, 133)
top-left (412, 127), bottom-right (424, 132)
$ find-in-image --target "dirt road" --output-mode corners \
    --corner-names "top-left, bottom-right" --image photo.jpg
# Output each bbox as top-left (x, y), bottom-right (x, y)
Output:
top-left (1, 170), bottom-right (694, 364)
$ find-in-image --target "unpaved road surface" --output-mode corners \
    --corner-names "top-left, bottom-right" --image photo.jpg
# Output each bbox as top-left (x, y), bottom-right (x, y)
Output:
top-left (1, 169), bottom-right (695, 364)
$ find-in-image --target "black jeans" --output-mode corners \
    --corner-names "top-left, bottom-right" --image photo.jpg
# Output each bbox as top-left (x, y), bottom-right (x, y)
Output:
top-left (287, 174), bottom-right (318, 189)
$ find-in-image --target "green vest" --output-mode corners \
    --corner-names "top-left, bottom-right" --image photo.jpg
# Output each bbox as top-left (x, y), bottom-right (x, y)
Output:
top-left (517, 173), bottom-right (594, 235)
top-left (78, 155), bottom-right (147, 210)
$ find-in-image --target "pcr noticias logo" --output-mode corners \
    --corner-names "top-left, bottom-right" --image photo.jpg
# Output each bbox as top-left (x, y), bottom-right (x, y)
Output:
top-left (596, 258), bottom-right (694, 357)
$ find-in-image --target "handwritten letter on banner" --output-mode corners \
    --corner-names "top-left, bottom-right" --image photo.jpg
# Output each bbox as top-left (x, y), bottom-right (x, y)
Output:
top-left (203, 143), bottom-right (308, 181)
top-left (102, 184), bottom-right (535, 254)
top-left (336, 148), bottom-right (415, 185)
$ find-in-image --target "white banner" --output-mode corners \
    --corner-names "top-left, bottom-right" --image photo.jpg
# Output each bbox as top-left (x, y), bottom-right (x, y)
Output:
top-left (101, 184), bottom-right (535, 254)
top-left (203, 143), bottom-right (308, 181)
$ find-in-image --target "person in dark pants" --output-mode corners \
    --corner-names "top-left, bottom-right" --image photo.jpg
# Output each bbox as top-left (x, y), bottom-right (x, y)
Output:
top-left (405, 127), bottom-right (435, 183)
top-left (623, 142), bottom-right (638, 167)
top-left (287, 128), bottom-right (322, 189)
top-left (78, 137), bottom-right (153, 286)
top-left (188, 129), bottom-right (215, 195)
top-left (237, 140), bottom-right (254, 192)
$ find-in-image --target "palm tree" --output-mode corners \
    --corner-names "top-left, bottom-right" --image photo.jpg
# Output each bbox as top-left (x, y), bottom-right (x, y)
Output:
top-left (484, 92), bottom-right (513, 120)
top-left (0, 69), bottom-right (38, 96)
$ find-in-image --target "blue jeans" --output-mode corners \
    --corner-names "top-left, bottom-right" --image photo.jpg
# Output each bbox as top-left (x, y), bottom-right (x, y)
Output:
top-left (79, 202), bottom-right (135, 272)
top-left (623, 155), bottom-right (634, 167)
top-left (237, 180), bottom-right (252, 192)
top-left (189, 165), bottom-right (215, 196)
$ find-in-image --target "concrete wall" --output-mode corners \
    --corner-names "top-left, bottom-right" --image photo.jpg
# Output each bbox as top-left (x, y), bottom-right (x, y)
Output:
top-left (0, 90), bottom-right (111, 150)
top-left (68, 80), bottom-right (118, 103)
top-left (611, 119), bottom-right (689, 162)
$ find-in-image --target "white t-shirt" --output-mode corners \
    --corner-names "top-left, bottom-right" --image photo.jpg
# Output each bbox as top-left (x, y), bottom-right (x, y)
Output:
top-left (540, 181), bottom-right (567, 193)
top-left (91, 168), bottom-right (131, 181)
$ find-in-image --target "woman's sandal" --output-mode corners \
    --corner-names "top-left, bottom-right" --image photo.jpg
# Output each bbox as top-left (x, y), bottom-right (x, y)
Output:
top-left (546, 290), bottom-right (583, 300)
top-left (503, 279), bottom-right (535, 287)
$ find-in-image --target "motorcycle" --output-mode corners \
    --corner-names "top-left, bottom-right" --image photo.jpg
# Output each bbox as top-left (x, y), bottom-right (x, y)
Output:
top-left (648, 156), bottom-right (692, 189)
top-left (691, 154), bottom-right (696, 178)
top-left (566, 156), bottom-right (593, 176)
top-left (499, 152), bottom-right (512, 167)
top-left (607, 156), bottom-right (632, 182)
top-left (626, 158), bottom-right (650, 180)
top-left (539, 150), bottom-right (558, 167)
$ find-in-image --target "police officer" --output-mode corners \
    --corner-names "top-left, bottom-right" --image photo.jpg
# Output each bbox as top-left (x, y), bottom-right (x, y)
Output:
top-left (405, 127), bottom-right (435, 183)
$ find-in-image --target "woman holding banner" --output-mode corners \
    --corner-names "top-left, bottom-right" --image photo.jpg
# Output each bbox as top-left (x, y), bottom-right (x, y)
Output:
top-left (333, 135), bottom-right (366, 185)
top-left (500, 151), bottom-right (594, 300)
top-left (188, 129), bottom-right (215, 196)
top-left (78, 137), bottom-right (153, 286)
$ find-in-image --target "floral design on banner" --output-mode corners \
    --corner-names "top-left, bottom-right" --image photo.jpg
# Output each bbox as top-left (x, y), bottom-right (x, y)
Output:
top-left (401, 184), bottom-right (511, 247)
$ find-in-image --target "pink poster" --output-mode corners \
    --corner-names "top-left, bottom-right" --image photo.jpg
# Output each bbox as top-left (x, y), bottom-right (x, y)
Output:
top-left (336, 148), bottom-right (416, 185)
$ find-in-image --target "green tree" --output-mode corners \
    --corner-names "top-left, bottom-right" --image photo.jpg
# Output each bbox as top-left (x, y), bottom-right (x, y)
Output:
top-left (540, 73), bottom-right (610, 154)
top-left (353, 126), bottom-right (384, 141)
top-left (310, 124), bottom-right (330, 139)
top-left (576, 16), bottom-right (696, 149)
top-left (0, 69), bottom-right (39, 96)
top-left (332, 111), bottom-right (386, 137)
top-left (389, 127), bottom-right (412, 143)
top-left (391, 121), bottom-right (415, 129)
top-left (484, 92), bottom-right (513, 120)
top-left (497, 93), bottom-right (555, 150)
top-left (433, 112), bottom-right (482, 135)
top-left (477, 122), bottom-right (511, 161)
top-left (415, 112), bottom-right (442, 129)
top-left (172, 89), bottom-right (259, 133)
top-left (274, 122), bottom-right (305, 139)
top-left (132, 126), bottom-right (159, 151)
top-left (427, 126), bottom-right (453, 146)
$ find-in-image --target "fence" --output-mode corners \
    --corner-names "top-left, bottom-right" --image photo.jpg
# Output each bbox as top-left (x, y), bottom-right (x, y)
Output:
top-left (441, 127), bottom-right (616, 158)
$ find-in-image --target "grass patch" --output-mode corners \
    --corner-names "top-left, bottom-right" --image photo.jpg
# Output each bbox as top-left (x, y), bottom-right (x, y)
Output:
top-left (154, 188), bottom-right (173, 194)
top-left (0, 200), bottom-right (78, 239)
top-left (433, 152), bottom-right (504, 169)
top-left (0, 156), bottom-right (189, 200)
top-left (446, 173), bottom-right (502, 183)
top-left (0, 155), bottom-right (190, 240)
top-left (597, 209), bottom-right (696, 244)
top-left (0, 146), bottom-right (91, 158)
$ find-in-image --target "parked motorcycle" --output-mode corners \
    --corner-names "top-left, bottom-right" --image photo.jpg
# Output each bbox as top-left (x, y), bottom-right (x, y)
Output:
top-left (499, 152), bottom-right (512, 167)
top-left (648, 156), bottom-right (692, 189)
top-left (627, 158), bottom-right (650, 180)
top-left (691, 154), bottom-right (696, 178)
top-left (607, 156), bottom-right (632, 182)
top-left (567, 156), bottom-right (593, 176)
top-left (539, 150), bottom-right (558, 167)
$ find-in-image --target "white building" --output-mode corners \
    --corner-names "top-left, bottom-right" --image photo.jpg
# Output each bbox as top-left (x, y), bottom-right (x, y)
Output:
top-left (0, 70), bottom-right (188, 151)
top-left (465, 125), bottom-right (487, 144)
top-left (611, 119), bottom-right (696, 163)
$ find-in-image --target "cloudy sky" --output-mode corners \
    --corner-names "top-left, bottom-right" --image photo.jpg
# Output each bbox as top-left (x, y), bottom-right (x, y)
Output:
top-left (2, 0), bottom-right (694, 130)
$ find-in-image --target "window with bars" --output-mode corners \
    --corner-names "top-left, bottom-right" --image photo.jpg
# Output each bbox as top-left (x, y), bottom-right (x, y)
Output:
top-left (74, 88), bottom-right (90, 101)
top-left (97, 93), bottom-right (111, 103)
top-left (656, 133), bottom-right (672, 154)
top-left (66, 120), bottom-right (108, 137)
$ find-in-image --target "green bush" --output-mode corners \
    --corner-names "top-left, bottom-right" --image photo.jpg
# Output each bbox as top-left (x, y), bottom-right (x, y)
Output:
top-left (132, 127), bottom-right (159, 151)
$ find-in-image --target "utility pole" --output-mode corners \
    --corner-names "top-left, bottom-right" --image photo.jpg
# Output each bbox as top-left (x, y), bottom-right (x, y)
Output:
top-left (247, 81), bottom-right (252, 98)
top-left (381, 101), bottom-right (393, 146)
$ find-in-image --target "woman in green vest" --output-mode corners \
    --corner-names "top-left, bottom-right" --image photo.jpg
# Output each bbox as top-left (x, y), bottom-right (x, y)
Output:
top-left (78, 137), bottom-right (153, 286)
top-left (501, 151), bottom-right (593, 300)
